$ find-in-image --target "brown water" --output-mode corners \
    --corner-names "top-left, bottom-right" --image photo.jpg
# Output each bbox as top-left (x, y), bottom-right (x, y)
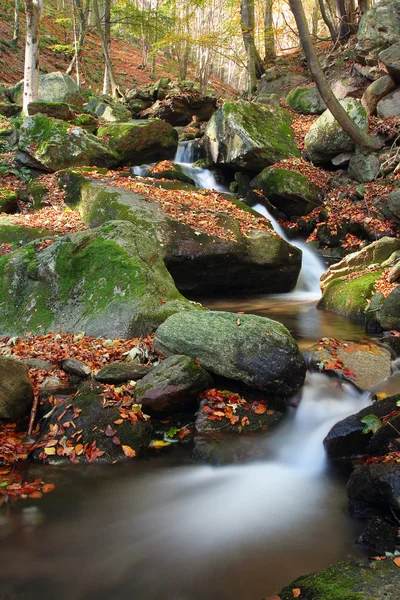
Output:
top-left (0, 298), bottom-right (373, 600)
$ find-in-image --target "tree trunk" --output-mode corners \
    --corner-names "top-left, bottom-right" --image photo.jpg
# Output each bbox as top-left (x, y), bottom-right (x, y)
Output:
top-left (318, 0), bottom-right (338, 42)
top-left (335, 0), bottom-right (351, 42)
top-left (23, 0), bottom-right (42, 113)
top-left (12, 0), bottom-right (21, 47)
top-left (241, 0), bottom-right (257, 94)
top-left (358, 0), bottom-right (371, 15)
top-left (67, 0), bottom-right (87, 77)
top-left (93, 0), bottom-right (120, 98)
top-left (102, 0), bottom-right (111, 94)
top-left (264, 0), bottom-right (276, 61)
top-left (312, 0), bottom-right (319, 37)
top-left (288, 0), bottom-right (380, 154)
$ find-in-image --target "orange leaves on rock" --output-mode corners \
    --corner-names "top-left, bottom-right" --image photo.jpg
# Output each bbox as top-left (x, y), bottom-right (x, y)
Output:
top-left (292, 589), bottom-right (301, 598)
top-left (122, 445), bottom-right (136, 458)
top-left (104, 424), bottom-right (116, 437)
top-left (0, 465), bottom-right (55, 505)
top-left (0, 422), bottom-right (34, 464)
top-left (251, 402), bottom-right (267, 415)
top-left (394, 557), bottom-right (400, 568)
top-left (202, 388), bottom-right (271, 428)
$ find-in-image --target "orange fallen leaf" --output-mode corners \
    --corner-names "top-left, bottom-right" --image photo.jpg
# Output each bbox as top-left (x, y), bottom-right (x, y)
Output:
top-left (122, 445), bottom-right (136, 458)
top-left (42, 483), bottom-right (55, 493)
top-left (394, 557), bottom-right (400, 567)
top-left (292, 589), bottom-right (301, 598)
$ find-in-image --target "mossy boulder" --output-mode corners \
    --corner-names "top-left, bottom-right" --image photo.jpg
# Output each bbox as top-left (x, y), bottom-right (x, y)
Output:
top-left (0, 220), bottom-right (196, 338)
top-left (64, 178), bottom-right (302, 294)
top-left (286, 85), bottom-right (326, 114)
top-left (97, 119), bottom-right (178, 166)
top-left (251, 167), bottom-right (324, 216)
top-left (0, 188), bottom-right (18, 213)
top-left (11, 72), bottom-right (83, 106)
top-left (134, 354), bottom-right (213, 414)
top-left (279, 559), bottom-right (400, 600)
top-left (140, 94), bottom-right (217, 126)
top-left (27, 180), bottom-right (49, 209)
top-left (203, 101), bottom-right (300, 173)
top-left (16, 115), bottom-right (119, 172)
top-left (0, 221), bottom-right (56, 250)
top-left (33, 381), bottom-right (152, 464)
top-left (95, 362), bottom-right (153, 384)
top-left (154, 311), bottom-right (306, 396)
top-left (318, 238), bottom-right (400, 327)
top-left (0, 357), bottom-right (34, 420)
top-left (305, 99), bottom-right (368, 164)
top-left (85, 96), bottom-right (132, 122)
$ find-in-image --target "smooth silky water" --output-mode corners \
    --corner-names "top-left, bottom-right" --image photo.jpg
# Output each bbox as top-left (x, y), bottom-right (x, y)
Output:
top-left (1, 144), bottom-right (392, 600)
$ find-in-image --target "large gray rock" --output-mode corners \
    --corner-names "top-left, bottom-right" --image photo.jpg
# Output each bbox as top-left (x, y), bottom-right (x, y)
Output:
top-left (16, 115), bottom-right (119, 172)
top-left (286, 85), bottom-right (326, 114)
top-left (361, 75), bottom-right (396, 115)
top-left (348, 461), bottom-right (400, 516)
top-left (97, 120), bottom-right (178, 165)
top-left (305, 98), bottom-right (368, 164)
top-left (355, 0), bottom-right (400, 66)
top-left (154, 311), bottom-right (306, 395)
top-left (85, 96), bottom-right (132, 122)
top-left (378, 285), bottom-right (400, 330)
top-left (379, 43), bottom-right (400, 84)
top-left (377, 88), bottom-right (400, 117)
top-left (12, 72), bottom-right (83, 106)
top-left (203, 101), bottom-right (300, 173)
top-left (257, 74), bottom-right (308, 99)
top-left (134, 355), bottom-right (213, 414)
top-left (62, 177), bottom-right (302, 295)
top-left (251, 166), bottom-right (324, 216)
top-left (140, 94), bottom-right (217, 126)
top-left (348, 153), bottom-right (380, 183)
top-left (0, 357), bottom-right (34, 419)
top-left (0, 221), bottom-right (195, 338)
top-left (386, 190), bottom-right (400, 220)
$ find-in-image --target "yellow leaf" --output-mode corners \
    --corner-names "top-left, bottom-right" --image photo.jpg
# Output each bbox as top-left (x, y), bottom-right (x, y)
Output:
top-left (149, 440), bottom-right (171, 449)
top-left (44, 447), bottom-right (56, 455)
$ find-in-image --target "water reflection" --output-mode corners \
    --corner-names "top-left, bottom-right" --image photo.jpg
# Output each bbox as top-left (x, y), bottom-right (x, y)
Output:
top-left (197, 295), bottom-right (366, 350)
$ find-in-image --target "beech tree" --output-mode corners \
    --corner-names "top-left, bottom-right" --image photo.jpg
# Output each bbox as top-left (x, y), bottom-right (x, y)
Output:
top-left (23, 0), bottom-right (43, 113)
top-left (288, 0), bottom-right (380, 154)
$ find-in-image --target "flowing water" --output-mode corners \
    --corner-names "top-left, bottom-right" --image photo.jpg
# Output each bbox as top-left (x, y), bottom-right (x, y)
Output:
top-left (1, 144), bottom-right (393, 599)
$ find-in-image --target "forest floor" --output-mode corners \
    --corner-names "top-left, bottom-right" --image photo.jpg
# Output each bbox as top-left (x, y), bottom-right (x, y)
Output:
top-left (0, 0), bottom-right (237, 97)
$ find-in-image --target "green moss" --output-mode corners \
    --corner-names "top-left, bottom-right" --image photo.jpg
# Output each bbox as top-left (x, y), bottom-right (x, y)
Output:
top-left (318, 270), bottom-right (383, 320)
top-left (281, 563), bottom-right (364, 600)
top-left (222, 101), bottom-right (300, 159)
top-left (0, 223), bottom-right (55, 247)
top-left (55, 236), bottom-right (146, 315)
top-left (0, 188), bottom-right (17, 212)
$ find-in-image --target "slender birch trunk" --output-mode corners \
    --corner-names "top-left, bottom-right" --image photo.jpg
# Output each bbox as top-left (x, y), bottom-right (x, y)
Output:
top-left (23, 0), bottom-right (43, 113)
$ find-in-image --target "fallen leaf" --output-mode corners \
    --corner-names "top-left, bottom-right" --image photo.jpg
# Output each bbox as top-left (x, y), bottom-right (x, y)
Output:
top-left (292, 589), bottom-right (301, 598)
top-left (394, 557), bottom-right (400, 567)
top-left (122, 445), bottom-right (136, 458)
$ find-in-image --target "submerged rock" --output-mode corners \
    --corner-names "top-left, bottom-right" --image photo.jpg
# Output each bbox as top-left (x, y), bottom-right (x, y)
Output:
top-left (0, 221), bottom-right (195, 338)
top-left (305, 338), bottom-right (392, 390)
top-left (154, 311), bottom-right (306, 395)
top-left (0, 357), bottom-right (33, 420)
top-left (203, 101), bottom-right (300, 173)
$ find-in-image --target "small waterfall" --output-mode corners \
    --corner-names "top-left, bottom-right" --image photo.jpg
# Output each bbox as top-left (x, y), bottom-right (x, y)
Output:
top-left (252, 202), bottom-right (325, 298)
top-left (174, 141), bottom-right (230, 193)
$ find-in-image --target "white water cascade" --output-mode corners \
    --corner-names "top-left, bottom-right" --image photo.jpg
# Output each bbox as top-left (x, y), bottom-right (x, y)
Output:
top-left (174, 140), bottom-right (230, 192)
top-left (252, 202), bottom-right (326, 299)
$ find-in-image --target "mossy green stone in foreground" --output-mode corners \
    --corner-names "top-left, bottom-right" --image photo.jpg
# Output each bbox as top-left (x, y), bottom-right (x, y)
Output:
top-left (0, 221), bottom-right (196, 338)
top-left (279, 559), bottom-right (400, 600)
